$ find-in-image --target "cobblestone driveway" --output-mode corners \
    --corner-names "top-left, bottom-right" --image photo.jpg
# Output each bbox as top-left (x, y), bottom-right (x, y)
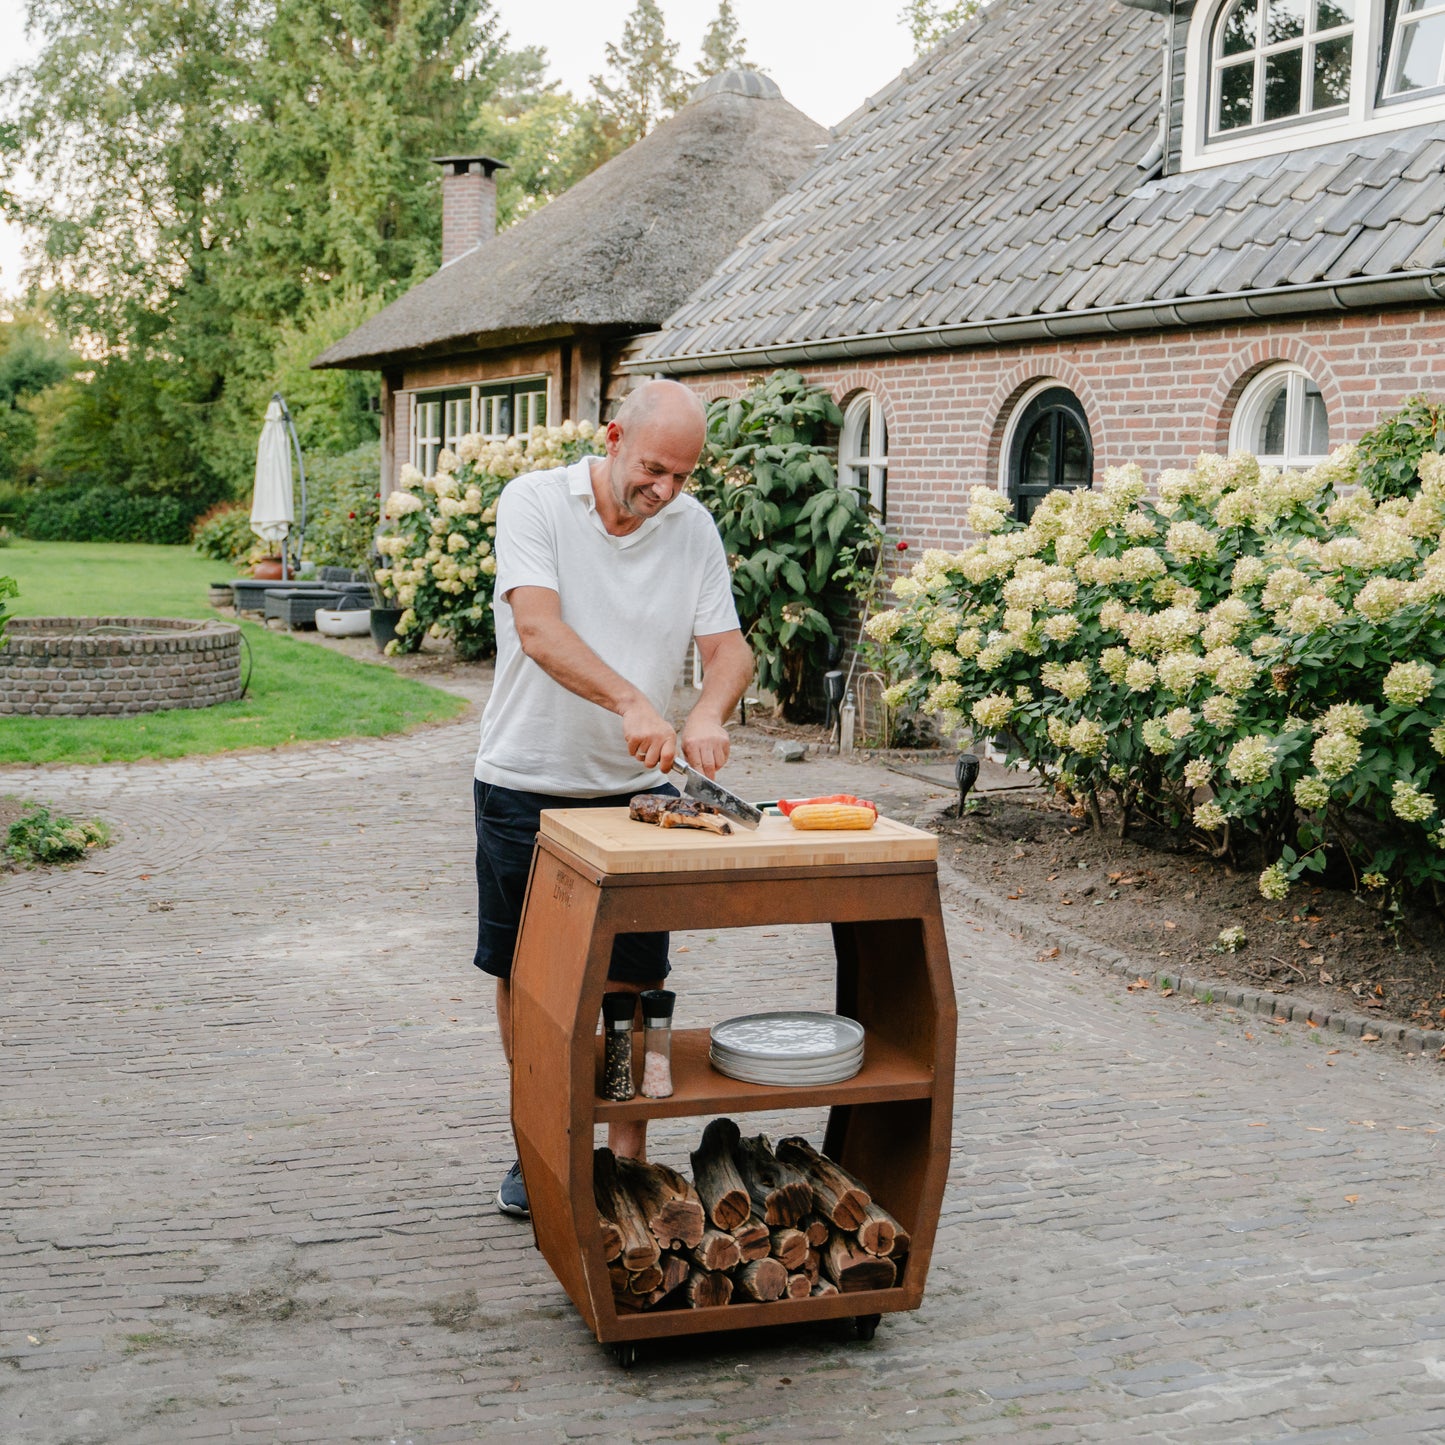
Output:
top-left (4, 673), bottom-right (1445, 1444)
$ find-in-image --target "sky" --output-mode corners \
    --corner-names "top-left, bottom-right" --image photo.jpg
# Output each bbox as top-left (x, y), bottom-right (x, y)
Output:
top-left (0, 0), bottom-right (919, 301)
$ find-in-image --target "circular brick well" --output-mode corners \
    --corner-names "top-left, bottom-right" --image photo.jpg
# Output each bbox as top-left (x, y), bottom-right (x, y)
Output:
top-left (0, 617), bottom-right (244, 716)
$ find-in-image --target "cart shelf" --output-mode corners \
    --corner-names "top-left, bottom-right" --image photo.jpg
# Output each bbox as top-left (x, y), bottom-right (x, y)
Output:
top-left (509, 807), bottom-right (956, 1355)
top-left (592, 1028), bottom-right (934, 1122)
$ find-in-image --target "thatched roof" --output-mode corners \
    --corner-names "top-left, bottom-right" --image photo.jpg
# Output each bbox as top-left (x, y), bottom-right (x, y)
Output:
top-left (313, 71), bottom-right (829, 370)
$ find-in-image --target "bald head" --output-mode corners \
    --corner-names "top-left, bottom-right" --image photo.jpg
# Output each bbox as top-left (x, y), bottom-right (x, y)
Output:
top-left (613, 379), bottom-right (707, 446)
top-left (594, 380), bottom-right (708, 533)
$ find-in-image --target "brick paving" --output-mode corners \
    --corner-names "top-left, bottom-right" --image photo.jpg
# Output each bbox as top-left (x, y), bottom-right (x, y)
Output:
top-left (4, 668), bottom-right (1445, 1443)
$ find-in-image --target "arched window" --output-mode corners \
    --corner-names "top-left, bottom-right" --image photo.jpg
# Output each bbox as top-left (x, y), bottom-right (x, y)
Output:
top-left (1006, 386), bottom-right (1093, 523)
top-left (1230, 364), bottom-right (1331, 466)
top-left (839, 392), bottom-right (888, 519)
top-left (1210, 0), bottom-right (1353, 135)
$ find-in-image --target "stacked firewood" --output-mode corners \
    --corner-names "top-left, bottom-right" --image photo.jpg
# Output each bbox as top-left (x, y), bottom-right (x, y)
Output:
top-left (594, 1118), bottom-right (909, 1312)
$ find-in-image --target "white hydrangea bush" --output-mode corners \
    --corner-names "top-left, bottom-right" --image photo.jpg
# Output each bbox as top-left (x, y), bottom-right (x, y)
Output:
top-left (868, 448), bottom-right (1445, 902)
top-left (376, 422), bottom-right (601, 660)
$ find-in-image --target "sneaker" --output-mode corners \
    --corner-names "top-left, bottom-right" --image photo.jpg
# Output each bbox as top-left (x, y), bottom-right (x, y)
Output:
top-left (496, 1159), bottom-right (529, 1218)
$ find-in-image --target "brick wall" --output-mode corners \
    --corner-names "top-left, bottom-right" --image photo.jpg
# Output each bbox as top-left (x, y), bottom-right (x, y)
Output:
top-left (0, 618), bottom-right (243, 717)
top-left (440, 167), bottom-right (496, 266)
top-left (678, 306), bottom-right (1445, 552)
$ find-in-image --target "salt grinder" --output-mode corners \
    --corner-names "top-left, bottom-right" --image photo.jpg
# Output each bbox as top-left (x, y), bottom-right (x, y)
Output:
top-left (638, 989), bottom-right (676, 1098)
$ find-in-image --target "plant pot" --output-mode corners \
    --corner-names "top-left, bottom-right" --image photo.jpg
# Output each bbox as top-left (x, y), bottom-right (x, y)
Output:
top-left (369, 606), bottom-right (404, 651)
top-left (316, 607), bottom-right (372, 638)
top-left (207, 583), bottom-right (234, 609)
top-left (252, 557), bottom-right (285, 579)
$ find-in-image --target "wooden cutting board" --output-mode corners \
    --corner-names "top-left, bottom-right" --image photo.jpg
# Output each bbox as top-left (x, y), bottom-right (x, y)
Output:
top-left (537, 808), bottom-right (938, 875)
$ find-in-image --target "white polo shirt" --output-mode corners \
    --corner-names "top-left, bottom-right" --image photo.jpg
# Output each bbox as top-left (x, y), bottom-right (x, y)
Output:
top-left (474, 455), bottom-right (740, 796)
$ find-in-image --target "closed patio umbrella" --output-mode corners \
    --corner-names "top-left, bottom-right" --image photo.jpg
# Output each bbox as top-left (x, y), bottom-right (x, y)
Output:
top-left (251, 393), bottom-right (307, 579)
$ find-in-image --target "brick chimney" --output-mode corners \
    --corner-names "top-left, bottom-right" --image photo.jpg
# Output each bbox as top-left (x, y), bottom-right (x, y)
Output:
top-left (432, 155), bottom-right (507, 267)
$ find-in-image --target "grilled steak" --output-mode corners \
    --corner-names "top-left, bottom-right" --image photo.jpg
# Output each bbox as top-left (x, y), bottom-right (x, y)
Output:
top-left (629, 793), bottom-right (732, 835)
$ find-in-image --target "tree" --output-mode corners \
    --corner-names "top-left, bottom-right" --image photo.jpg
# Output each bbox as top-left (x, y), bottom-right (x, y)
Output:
top-left (476, 48), bottom-right (617, 226)
top-left (696, 1), bottom-right (754, 79)
top-left (900, 0), bottom-right (981, 55)
top-left (590, 0), bottom-right (692, 149)
top-left (2, 0), bottom-right (562, 498)
top-left (212, 0), bottom-right (515, 484)
top-left (0, 310), bottom-right (72, 482)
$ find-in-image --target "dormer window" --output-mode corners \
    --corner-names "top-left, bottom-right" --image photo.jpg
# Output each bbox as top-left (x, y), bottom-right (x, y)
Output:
top-left (1383, 0), bottom-right (1445, 98)
top-left (1183, 0), bottom-right (1445, 167)
top-left (1211, 0), bottom-right (1354, 135)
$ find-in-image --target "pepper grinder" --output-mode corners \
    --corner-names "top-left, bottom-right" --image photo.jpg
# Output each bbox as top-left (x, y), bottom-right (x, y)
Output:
top-left (601, 991), bottom-right (637, 1102)
top-left (638, 989), bottom-right (676, 1098)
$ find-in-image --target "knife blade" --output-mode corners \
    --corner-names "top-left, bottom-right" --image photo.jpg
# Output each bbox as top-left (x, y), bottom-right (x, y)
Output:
top-left (669, 759), bottom-right (762, 831)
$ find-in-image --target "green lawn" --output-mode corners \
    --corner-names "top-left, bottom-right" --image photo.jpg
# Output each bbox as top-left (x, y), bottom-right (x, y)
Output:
top-left (1, 540), bottom-right (468, 764)
top-left (4, 538), bottom-right (225, 621)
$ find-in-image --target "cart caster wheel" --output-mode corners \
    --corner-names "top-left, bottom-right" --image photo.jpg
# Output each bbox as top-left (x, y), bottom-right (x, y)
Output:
top-left (613, 1343), bottom-right (639, 1369)
top-left (854, 1314), bottom-right (881, 1342)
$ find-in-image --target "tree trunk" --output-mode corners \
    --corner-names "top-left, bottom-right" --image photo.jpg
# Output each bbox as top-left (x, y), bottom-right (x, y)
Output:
top-left (689, 1118), bottom-right (751, 1231)
top-left (614, 1154), bottom-right (705, 1250)
top-left (734, 1257), bottom-right (787, 1302)
top-left (733, 1133), bottom-right (813, 1226)
top-left (685, 1268), bottom-right (733, 1309)
top-left (593, 1148), bottom-right (660, 1272)
top-left (730, 1215), bottom-right (771, 1262)
top-left (775, 1137), bottom-right (869, 1229)
top-left (824, 1228), bottom-right (897, 1293)
top-left (690, 1228), bottom-right (742, 1273)
top-left (768, 1226), bottom-right (807, 1271)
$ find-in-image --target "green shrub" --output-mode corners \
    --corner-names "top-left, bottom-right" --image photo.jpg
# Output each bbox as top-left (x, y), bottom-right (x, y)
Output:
top-left (5, 802), bottom-right (111, 867)
top-left (1355, 393), bottom-right (1445, 501)
top-left (0, 573), bottom-right (16, 641)
top-left (22, 485), bottom-right (195, 544)
top-left (694, 371), bottom-right (882, 719)
top-left (870, 433), bottom-right (1445, 906)
top-left (302, 444), bottom-right (381, 569)
top-left (380, 423), bottom-right (602, 660)
top-left (192, 501), bottom-right (255, 563)
top-left (0, 480), bottom-right (33, 532)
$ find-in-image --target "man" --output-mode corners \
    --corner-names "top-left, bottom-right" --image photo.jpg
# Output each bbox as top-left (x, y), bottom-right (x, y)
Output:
top-left (472, 378), bottom-right (754, 1218)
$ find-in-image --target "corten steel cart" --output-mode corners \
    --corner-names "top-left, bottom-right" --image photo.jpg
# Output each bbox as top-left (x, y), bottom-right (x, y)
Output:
top-left (509, 809), bottom-right (957, 1367)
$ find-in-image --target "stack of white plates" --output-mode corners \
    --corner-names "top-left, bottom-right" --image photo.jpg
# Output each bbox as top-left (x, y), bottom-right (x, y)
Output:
top-left (709, 1011), bottom-right (865, 1086)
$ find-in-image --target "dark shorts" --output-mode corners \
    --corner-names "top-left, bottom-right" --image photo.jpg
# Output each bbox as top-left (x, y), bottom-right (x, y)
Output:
top-left (472, 778), bottom-right (677, 984)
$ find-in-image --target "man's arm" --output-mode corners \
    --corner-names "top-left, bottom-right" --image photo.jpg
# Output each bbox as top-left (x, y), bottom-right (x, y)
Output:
top-left (680, 629), bottom-right (754, 778)
top-left (508, 586), bottom-right (678, 771)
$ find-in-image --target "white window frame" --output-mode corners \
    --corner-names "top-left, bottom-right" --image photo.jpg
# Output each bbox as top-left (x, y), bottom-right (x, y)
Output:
top-left (1182, 0), bottom-right (1445, 170)
top-left (412, 394), bottom-right (444, 478)
top-left (839, 392), bottom-right (888, 518)
top-left (476, 375), bottom-right (550, 441)
top-left (1208, 0), bottom-right (1355, 134)
top-left (1382, 0), bottom-right (1445, 97)
top-left (1230, 363), bottom-right (1332, 467)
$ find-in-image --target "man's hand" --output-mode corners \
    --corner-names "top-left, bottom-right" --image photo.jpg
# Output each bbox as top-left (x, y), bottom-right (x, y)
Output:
top-left (678, 629), bottom-right (752, 779)
top-left (679, 714), bottom-right (730, 779)
top-left (622, 699), bottom-right (677, 772)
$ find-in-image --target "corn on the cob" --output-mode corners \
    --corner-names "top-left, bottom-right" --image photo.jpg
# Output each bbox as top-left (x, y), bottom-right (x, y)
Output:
top-left (787, 803), bottom-right (878, 831)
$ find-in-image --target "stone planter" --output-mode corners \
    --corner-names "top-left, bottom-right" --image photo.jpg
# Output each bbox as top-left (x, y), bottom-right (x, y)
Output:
top-left (0, 617), bottom-right (243, 716)
top-left (207, 583), bottom-right (234, 609)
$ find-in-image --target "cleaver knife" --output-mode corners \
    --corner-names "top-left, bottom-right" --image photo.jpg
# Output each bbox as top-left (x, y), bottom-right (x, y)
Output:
top-left (669, 759), bottom-right (762, 831)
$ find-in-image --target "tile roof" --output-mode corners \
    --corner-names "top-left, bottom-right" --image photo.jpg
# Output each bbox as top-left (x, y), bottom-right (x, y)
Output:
top-left (639, 0), bottom-right (1445, 370)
